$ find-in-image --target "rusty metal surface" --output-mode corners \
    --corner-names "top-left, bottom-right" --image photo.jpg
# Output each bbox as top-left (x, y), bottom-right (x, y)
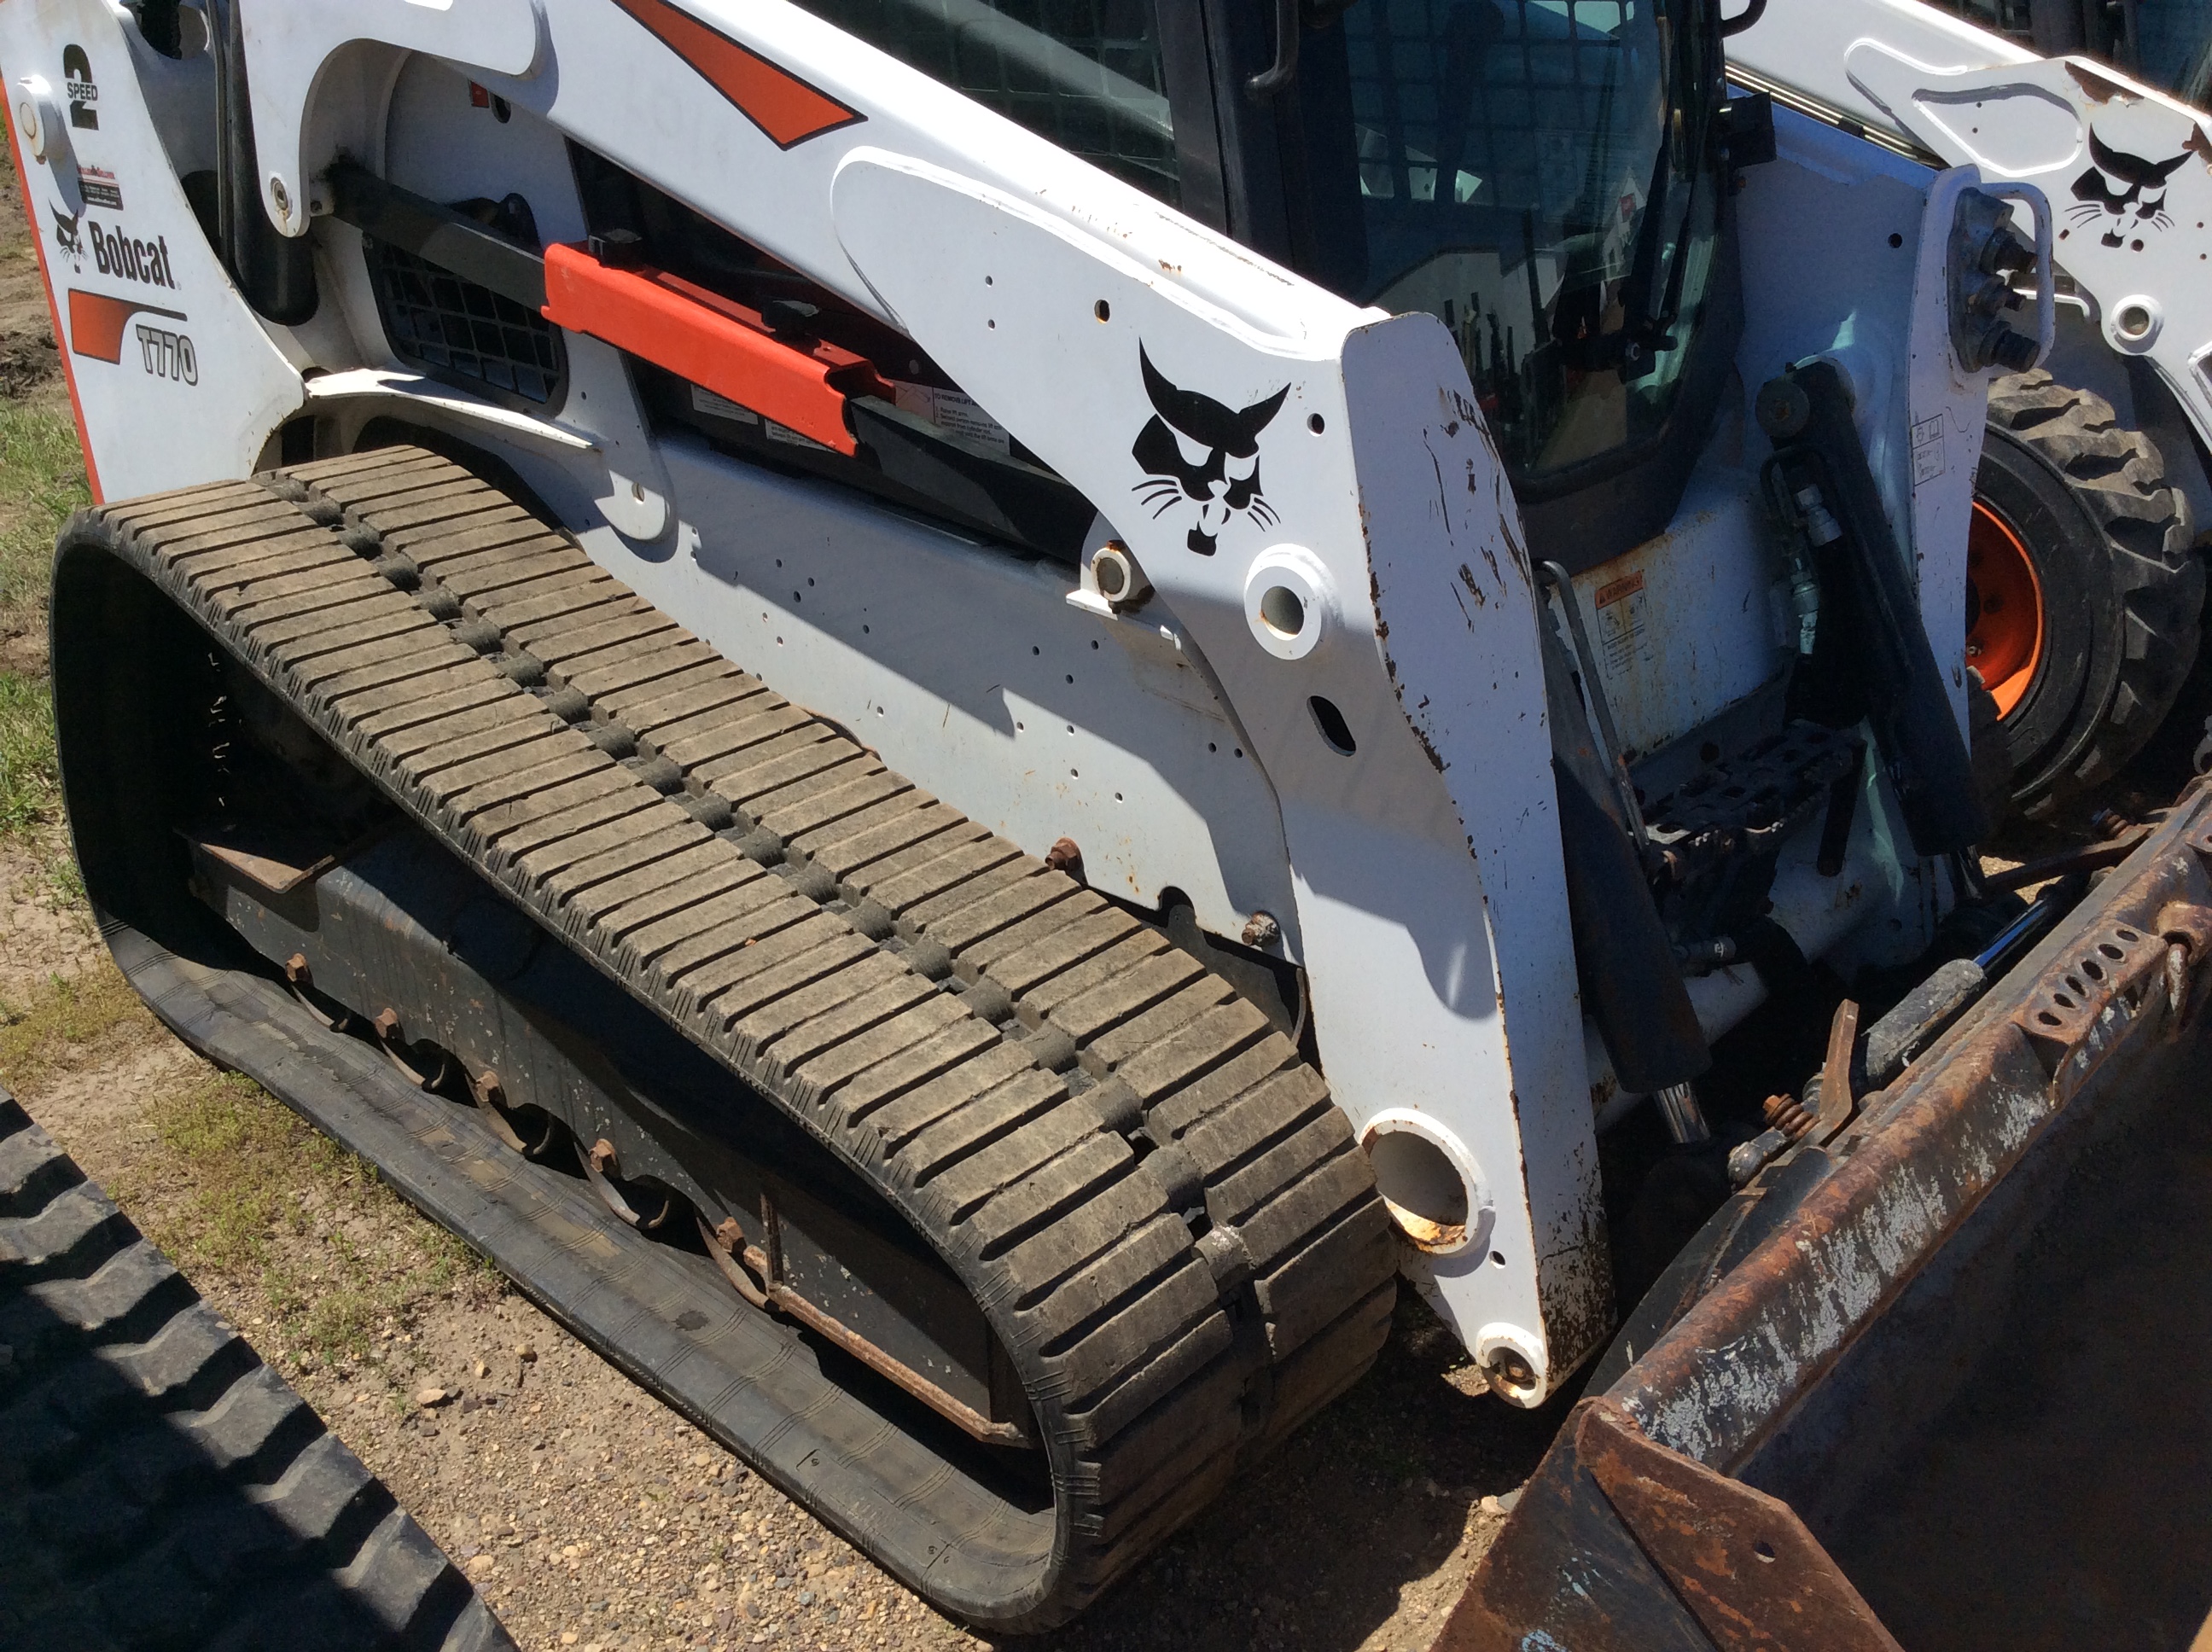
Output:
top-left (1980, 827), bottom-right (2148, 893)
top-left (1576, 1400), bottom-right (1901, 1652)
top-left (1438, 1399), bottom-right (1903, 1652)
top-left (1435, 1402), bottom-right (1716, 1652)
top-left (1812, 998), bottom-right (1859, 1143)
top-left (1443, 781), bottom-right (2212, 1650)
top-left (1615, 782), bottom-right (2212, 1470)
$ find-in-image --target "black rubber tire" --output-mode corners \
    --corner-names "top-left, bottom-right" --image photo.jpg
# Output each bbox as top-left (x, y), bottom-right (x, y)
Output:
top-left (1977, 370), bottom-right (2201, 818)
top-left (0, 1085), bottom-right (515, 1652)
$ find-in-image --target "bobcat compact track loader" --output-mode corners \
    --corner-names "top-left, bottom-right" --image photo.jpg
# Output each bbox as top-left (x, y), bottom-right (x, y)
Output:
top-left (1731, 0), bottom-right (2212, 819)
top-left (2, 0), bottom-right (2070, 1632)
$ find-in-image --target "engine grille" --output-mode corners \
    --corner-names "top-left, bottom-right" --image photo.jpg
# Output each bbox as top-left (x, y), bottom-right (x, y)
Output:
top-left (365, 238), bottom-right (565, 411)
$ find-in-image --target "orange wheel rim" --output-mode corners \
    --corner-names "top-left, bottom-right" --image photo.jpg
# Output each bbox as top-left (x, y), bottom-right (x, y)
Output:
top-left (1966, 497), bottom-right (2045, 718)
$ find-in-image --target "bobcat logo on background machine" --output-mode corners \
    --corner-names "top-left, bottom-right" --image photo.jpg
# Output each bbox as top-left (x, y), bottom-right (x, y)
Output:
top-left (1130, 346), bottom-right (1288, 556)
top-left (2070, 128), bottom-right (2190, 247)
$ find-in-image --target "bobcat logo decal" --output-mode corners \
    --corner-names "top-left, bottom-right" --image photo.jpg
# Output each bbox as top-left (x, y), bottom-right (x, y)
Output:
top-left (53, 206), bottom-right (82, 271)
top-left (1130, 346), bottom-right (1288, 556)
top-left (2070, 129), bottom-right (2189, 247)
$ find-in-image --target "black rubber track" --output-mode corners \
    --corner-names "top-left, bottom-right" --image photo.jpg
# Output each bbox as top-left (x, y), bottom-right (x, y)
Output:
top-left (0, 1084), bottom-right (515, 1652)
top-left (51, 447), bottom-right (1395, 1630)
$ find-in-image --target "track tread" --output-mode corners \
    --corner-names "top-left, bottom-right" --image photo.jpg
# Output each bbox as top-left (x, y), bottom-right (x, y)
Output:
top-left (67, 450), bottom-right (1394, 1632)
top-left (0, 1091), bottom-right (513, 1652)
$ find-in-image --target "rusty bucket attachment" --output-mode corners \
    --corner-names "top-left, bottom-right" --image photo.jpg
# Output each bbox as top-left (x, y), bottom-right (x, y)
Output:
top-left (1440, 781), bottom-right (2212, 1651)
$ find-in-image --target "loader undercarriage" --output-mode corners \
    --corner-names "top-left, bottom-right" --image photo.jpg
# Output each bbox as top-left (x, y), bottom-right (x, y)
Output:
top-left (48, 444), bottom-right (1398, 1632)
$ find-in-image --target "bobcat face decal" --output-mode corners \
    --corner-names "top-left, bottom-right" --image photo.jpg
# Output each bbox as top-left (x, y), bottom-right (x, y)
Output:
top-left (53, 206), bottom-right (83, 271)
top-left (1130, 346), bottom-right (1289, 556)
top-left (2070, 128), bottom-right (2190, 247)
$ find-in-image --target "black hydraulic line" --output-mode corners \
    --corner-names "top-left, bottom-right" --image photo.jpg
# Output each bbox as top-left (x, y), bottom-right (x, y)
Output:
top-left (1765, 361), bottom-right (1990, 857)
top-left (1538, 604), bottom-right (1710, 1094)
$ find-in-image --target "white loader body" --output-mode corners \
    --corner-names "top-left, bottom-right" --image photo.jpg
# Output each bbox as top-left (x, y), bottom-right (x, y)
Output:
top-left (2, 0), bottom-right (2013, 1404)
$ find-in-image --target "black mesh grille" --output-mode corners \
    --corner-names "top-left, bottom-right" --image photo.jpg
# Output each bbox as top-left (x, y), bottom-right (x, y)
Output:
top-left (365, 239), bottom-right (565, 410)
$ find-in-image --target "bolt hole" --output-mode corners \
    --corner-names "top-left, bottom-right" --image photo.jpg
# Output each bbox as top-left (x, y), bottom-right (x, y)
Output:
top-left (2117, 304), bottom-right (2154, 338)
top-left (1259, 585), bottom-right (1306, 639)
top-left (1094, 299), bottom-right (1110, 322)
top-left (1754, 1540), bottom-right (1777, 1562)
top-left (2099, 942), bottom-right (2123, 959)
top-left (2037, 1009), bottom-right (2062, 1026)
top-left (2119, 928), bottom-right (2140, 942)
top-left (1309, 695), bottom-right (1358, 755)
top-left (1888, 232), bottom-right (1903, 248)
top-left (2052, 993), bottom-right (2075, 1010)
top-left (1308, 412), bottom-right (1325, 433)
top-left (1365, 1128), bottom-right (1468, 1249)
top-left (2066, 974), bottom-right (2085, 995)
top-left (2083, 959), bottom-right (2104, 980)
top-left (1489, 1250), bottom-right (1505, 1267)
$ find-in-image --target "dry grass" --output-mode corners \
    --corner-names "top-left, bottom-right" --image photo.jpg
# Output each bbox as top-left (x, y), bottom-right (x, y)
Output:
top-left (0, 953), bottom-right (152, 1089)
top-left (115, 1068), bottom-right (505, 1368)
top-left (0, 668), bottom-right (55, 838)
top-left (0, 958), bottom-right (503, 1370)
top-left (0, 402), bottom-right (88, 848)
top-left (0, 401), bottom-right (85, 643)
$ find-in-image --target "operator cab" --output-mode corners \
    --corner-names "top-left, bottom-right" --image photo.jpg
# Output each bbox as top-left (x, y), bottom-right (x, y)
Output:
top-left (793, 0), bottom-right (1746, 571)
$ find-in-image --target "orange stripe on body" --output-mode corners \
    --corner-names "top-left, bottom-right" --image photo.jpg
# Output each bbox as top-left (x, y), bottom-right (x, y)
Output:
top-left (67, 289), bottom-right (186, 364)
top-left (606, 0), bottom-right (864, 148)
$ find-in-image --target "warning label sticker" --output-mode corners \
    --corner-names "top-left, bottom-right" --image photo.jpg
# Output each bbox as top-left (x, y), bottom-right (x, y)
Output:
top-left (1911, 415), bottom-right (1947, 487)
top-left (1593, 570), bottom-right (1650, 675)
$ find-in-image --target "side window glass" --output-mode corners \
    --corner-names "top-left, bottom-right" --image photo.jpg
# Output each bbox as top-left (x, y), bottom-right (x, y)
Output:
top-left (790, 0), bottom-right (1181, 206)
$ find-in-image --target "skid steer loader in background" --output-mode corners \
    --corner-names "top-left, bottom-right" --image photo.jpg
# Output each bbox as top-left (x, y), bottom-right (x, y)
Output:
top-left (0, 0), bottom-right (2087, 1636)
top-left (1732, 0), bottom-right (2212, 821)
